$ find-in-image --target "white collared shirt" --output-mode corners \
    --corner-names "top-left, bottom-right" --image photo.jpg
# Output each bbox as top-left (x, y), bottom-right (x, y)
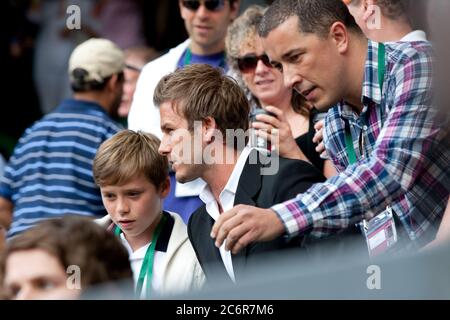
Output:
top-left (120, 234), bottom-right (166, 298)
top-left (400, 30), bottom-right (427, 42)
top-left (199, 146), bottom-right (253, 282)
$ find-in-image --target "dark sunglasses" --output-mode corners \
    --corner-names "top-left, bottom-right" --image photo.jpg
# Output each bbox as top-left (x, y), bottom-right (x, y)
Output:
top-left (236, 54), bottom-right (273, 73)
top-left (181, 0), bottom-right (225, 12)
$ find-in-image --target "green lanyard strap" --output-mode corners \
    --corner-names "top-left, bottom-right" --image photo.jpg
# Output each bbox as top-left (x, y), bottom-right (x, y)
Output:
top-left (114, 214), bottom-right (168, 299)
top-left (345, 42), bottom-right (385, 165)
top-left (183, 47), bottom-right (227, 69)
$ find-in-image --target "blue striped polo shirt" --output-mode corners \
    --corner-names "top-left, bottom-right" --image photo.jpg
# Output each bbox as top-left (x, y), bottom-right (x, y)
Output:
top-left (0, 99), bottom-right (122, 238)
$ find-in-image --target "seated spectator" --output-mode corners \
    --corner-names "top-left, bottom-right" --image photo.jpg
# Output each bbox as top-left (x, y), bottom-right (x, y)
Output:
top-left (212, 0), bottom-right (449, 255)
top-left (226, 5), bottom-right (335, 178)
top-left (0, 38), bottom-right (124, 238)
top-left (93, 130), bottom-right (205, 298)
top-left (156, 64), bottom-right (324, 283)
top-left (0, 216), bottom-right (133, 300)
top-left (117, 47), bottom-right (161, 126)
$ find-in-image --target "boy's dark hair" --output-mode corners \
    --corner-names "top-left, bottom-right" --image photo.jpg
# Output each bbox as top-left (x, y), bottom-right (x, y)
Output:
top-left (0, 217), bottom-right (132, 291)
top-left (93, 130), bottom-right (169, 189)
top-left (259, 0), bottom-right (363, 39)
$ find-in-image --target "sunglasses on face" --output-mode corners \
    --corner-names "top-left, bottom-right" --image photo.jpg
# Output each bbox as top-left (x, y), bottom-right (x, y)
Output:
top-left (181, 0), bottom-right (225, 12)
top-left (236, 54), bottom-right (273, 73)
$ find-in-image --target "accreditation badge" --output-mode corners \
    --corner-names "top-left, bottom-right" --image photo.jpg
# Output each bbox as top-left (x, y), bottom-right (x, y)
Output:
top-left (362, 206), bottom-right (398, 257)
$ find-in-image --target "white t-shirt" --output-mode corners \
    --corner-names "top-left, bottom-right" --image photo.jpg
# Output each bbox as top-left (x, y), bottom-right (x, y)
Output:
top-left (400, 30), bottom-right (427, 42)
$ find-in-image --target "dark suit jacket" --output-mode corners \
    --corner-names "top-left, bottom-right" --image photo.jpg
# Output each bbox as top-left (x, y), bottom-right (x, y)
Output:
top-left (187, 150), bottom-right (325, 283)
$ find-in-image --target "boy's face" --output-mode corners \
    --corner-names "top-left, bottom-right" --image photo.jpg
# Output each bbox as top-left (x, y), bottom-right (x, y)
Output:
top-left (4, 249), bottom-right (79, 300)
top-left (262, 16), bottom-right (348, 111)
top-left (100, 176), bottom-right (169, 238)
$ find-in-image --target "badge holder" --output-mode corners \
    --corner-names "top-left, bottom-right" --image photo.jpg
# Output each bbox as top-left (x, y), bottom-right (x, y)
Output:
top-left (361, 206), bottom-right (398, 257)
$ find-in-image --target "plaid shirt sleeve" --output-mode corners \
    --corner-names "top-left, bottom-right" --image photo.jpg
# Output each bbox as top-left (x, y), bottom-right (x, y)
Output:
top-left (272, 45), bottom-right (437, 239)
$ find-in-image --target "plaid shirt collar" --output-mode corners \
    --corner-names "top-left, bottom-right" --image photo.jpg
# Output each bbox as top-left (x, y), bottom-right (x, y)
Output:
top-left (340, 40), bottom-right (382, 122)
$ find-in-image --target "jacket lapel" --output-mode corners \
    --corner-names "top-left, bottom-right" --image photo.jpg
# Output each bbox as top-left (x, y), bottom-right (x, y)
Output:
top-left (194, 207), bottom-right (231, 282)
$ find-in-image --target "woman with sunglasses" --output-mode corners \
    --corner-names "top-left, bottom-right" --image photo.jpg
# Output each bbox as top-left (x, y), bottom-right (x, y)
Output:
top-left (226, 6), bottom-right (335, 177)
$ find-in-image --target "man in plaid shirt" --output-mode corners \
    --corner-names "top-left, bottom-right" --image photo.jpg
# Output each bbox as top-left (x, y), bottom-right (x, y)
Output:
top-left (211, 0), bottom-right (450, 254)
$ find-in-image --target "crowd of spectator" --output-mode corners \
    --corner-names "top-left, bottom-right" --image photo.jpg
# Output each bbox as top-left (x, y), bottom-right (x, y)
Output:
top-left (0, 0), bottom-right (448, 300)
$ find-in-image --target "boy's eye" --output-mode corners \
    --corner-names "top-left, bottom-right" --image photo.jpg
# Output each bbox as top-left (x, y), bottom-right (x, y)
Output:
top-left (128, 191), bottom-right (142, 197)
top-left (103, 193), bottom-right (116, 199)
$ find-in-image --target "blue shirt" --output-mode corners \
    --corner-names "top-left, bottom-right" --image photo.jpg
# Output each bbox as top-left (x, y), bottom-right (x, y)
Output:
top-left (0, 99), bottom-right (122, 238)
top-left (177, 49), bottom-right (228, 71)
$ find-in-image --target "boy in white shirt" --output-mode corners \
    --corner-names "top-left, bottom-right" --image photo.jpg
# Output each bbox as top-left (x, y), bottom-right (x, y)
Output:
top-left (93, 130), bottom-right (204, 298)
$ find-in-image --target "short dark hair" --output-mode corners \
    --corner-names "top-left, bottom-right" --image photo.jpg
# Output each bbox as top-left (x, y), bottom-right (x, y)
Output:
top-left (259, 0), bottom-right (362, 39)
top-left (70, 70), bottom-right (124, 93)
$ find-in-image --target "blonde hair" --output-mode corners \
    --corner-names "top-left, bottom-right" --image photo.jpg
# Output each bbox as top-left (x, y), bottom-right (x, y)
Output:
top-left (93, 130), bottom-right (168, 188)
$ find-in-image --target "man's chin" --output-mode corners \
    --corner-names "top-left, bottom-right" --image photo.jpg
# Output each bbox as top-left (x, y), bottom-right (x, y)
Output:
top-left (175, 174), bottom-right (194, 184)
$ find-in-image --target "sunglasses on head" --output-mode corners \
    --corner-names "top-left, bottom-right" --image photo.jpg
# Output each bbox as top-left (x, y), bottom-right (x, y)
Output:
top-left (181, 0), bottom-right (225, 12)
top-left (236, 54), bottom-right (273, 73)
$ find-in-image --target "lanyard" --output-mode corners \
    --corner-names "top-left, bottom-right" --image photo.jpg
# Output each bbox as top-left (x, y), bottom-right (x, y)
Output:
top-left (183, 47), bottom-right (227, 69)
top-left (114, 214), bottom-right (167, 299)
top-left (345, 43), bottom-right (385, 165)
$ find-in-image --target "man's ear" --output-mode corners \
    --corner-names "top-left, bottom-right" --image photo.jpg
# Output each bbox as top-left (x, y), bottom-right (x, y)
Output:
top-left (202, 117), bottom-right (218, 144)
top-left (329, 22), bottom-right (349, 54)
top-left (107, 73), bottom-right (120, 92)
top-left (363, 0), bottom-right (377, 22)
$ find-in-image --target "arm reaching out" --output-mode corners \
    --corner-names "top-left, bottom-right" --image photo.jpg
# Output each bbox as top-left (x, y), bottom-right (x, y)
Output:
top-left (211, 205), bottom-right (285, 254)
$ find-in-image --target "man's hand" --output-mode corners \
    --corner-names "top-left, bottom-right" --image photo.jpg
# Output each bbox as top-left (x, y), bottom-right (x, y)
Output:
top-left (312, 120), bottom-right (329, 159)
top-left (210, 205), bottom-right (285, 254)
top-left (252, 106), bottom-right (307, 161)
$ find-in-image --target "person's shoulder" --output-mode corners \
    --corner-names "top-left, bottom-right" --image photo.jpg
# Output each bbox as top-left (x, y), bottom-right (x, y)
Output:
top-left (260, 154), bottom-right (324, 187)
top-left (278, 156), bottom-right (323, 179)
top-left (140, 39), bottom-right (190, 74)
top-left (386, 40), bottom-right (433, 66)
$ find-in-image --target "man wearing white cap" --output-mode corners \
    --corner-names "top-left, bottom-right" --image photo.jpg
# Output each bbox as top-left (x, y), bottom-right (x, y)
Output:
top-left (0, 38), bottom-right (124, 239)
